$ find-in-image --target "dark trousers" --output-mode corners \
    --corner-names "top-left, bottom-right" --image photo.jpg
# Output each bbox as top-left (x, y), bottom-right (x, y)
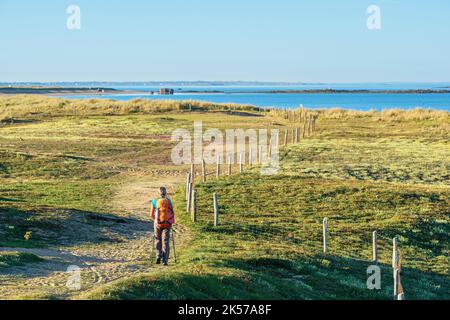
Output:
top-left (154, 225), bottom-right (171, 263)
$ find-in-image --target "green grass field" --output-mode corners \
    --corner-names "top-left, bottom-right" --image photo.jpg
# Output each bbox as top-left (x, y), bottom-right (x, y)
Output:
top-left (0, 252), bottom-right (43, 269)
top-left (0, 96), bottom-right (448, 299)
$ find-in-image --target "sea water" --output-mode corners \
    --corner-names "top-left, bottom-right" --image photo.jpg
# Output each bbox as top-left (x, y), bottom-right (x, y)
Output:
top-left (54, 83), bottom-right (450, 111)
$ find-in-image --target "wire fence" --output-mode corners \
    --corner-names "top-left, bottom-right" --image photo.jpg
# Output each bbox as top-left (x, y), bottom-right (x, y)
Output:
top-left (187, 206), bottom-right (394, 263)
top-left (175, 117), bottom-right (448, 300)
top-left (182, 159), bottom-right (448, 274)
top-left (184, 176), bottom-right (447, 300)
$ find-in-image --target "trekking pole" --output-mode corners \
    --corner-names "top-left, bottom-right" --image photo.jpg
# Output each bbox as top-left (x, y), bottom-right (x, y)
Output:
top-left (150, 228), bottom-right (155, 265)
top-left (172, 228), bottom-right (177, 264)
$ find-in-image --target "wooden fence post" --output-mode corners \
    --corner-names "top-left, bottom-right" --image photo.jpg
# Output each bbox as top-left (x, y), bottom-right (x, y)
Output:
top-left (306, 116), bottom-right (310, 136)
top-left (213, 193), bottom-right (219, 226)
top-left (372, 231), bottom-right (378, 263)
top-left (392, 237), bottom-right (400, 300)
top-left (268, 137), bottom-right (272, 158)
top-left (392, 237), bottom-right (399, 269)
top-left (259, 145), bottom-right (263, 164)
top-left (239, 152), bottom-right (244, 173)
top-left (323, 217), bottom-right (328, 254)
top-left (308, 115), bottom-right (313, 136)
top-left (284, 129), bottom-right (288, 146)
top-left (191, 189), bottom-right (197, 222)
top-left (190, 163), bottom-right (195, 183)
top-left (186, 173), bottom-right (191, 201)
top-left (186, 182), bottom-right (192, 212)
top-left (303, 119), bottom-right (307, 138)
top-left (201, 159), bottom-right (206, 182)
top-left (394, 268), bottom-right (400, 300)
top-left (216, 155), bottom-right (221, 178)
top-left (291, 128), bottom-right (295, 144)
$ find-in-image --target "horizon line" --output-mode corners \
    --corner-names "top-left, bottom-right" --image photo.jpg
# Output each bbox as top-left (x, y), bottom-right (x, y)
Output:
top-left (2, 81), bottom-right (450, 85)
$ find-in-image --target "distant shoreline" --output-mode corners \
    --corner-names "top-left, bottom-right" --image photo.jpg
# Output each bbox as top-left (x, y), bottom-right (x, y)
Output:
top-left (181, 89), bottom-right (450, 94)
top-left (0, 87), bottom-right (134, 95)
top-left (2, 86), bottom-right (450, 96)
top-left (1, 94), bottom-right (449, 112)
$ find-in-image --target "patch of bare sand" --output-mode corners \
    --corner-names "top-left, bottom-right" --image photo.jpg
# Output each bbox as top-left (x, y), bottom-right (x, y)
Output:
top-left (0, 172), bottom-right (185, 300)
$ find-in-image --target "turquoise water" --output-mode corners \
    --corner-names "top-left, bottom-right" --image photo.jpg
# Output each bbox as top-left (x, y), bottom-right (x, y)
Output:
top-left (55, 83), bottom-right (450, 111)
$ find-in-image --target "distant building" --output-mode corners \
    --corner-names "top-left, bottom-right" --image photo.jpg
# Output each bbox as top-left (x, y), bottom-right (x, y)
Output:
top-left (159, 88), bottom-right (174, 95)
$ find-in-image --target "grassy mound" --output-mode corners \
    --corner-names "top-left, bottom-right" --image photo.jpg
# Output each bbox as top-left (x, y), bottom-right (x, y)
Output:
top-left (84, 170), bottom-right (447, 300)
top-left (0, 95), bottom-right (264, 122)
top-left (81, 106), bottom-right (448, 300)
top-left (0, 252), bottom-right (44, 269)
top-left (1, 97), bottom-right (448, 299)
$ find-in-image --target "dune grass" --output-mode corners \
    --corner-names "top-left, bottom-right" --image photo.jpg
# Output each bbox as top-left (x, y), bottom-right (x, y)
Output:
top-left (0, 95), bottom-right (264, 122)
top-left (1, 96), bottom-right (449, 299)
top-left (0, 106), bottom-right (277, 253)
top-left (80, 103), bottom-right (448, 300)
top-left (84, 148), bottom-right (448, 300)
top-left (0, 252), bottom-right (44, 269)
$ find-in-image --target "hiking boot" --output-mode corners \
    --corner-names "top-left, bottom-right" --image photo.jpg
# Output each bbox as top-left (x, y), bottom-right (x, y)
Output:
top-left (163, 261), bottom-right (169, 266)
top-left (156, 257), bottom-right (161, 264)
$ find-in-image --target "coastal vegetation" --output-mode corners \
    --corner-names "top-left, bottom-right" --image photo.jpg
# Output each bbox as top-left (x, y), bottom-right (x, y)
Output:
top-left (0, 87), bottom-right (120, 95)
top-left (0, 95), bottom-right (262, 123)
top-left (0, 95), bottom-right (448, 299)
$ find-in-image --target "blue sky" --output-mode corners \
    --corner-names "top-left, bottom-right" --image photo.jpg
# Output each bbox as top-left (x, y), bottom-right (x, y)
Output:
top-left (1, 0), bottom-right (449, 82)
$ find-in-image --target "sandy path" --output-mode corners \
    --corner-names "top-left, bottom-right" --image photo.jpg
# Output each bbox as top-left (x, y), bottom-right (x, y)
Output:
top-left (0, 173), bottom-right (184, 299)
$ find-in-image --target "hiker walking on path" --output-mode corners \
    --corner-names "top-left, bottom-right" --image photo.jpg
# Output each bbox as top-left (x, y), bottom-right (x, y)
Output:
top-left (151, 187), bottom-right (175, 266)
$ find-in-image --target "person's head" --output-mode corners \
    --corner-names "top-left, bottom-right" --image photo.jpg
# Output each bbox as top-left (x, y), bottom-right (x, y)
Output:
top-left (158, 187), bottom-right (167, 198)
